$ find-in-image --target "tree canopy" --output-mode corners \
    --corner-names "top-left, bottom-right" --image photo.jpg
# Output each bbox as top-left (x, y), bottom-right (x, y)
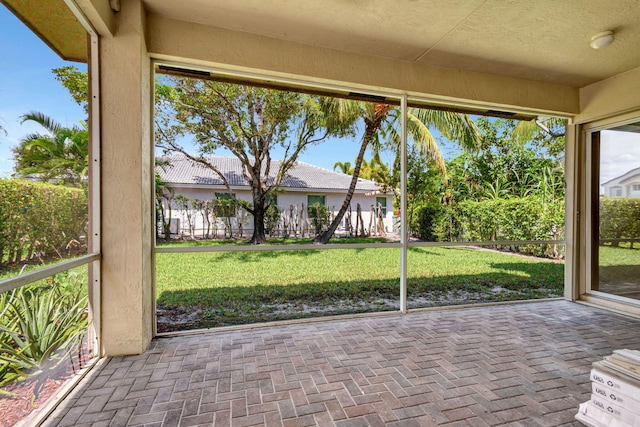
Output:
top-left (155, 76), bottom-right (351, 244)
top-left (312, 99), bottom-right (481, 243)
top-left (52, 66), bottom-right (89, 114)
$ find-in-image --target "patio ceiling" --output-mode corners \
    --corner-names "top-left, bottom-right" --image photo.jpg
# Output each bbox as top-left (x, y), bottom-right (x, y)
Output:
top-left (144, 0), bottom-right (640, 88)
top-left (1, 0), bottom-right (88, 62)
top-left (4, 0), bottom-right (640, 90)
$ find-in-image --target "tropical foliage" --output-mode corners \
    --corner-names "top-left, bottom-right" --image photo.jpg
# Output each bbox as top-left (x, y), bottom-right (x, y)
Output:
top-left (0, 272), bottom-right (88, 397)
top-left (313, 101), bottom-right (481, 243)
top-left (12, 112), bottom-right (88, 187)
top-left (334, 153), bottom-right (392, 187)
top-left (52, 66), bottom-right (89, 114)
top-left (405, 116), bottom-right (567, 253)
top-left (444, 117), bottom-right (564, 203)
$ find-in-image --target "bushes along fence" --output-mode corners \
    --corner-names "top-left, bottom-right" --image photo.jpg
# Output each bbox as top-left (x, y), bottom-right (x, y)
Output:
top-left (0, 179), bottom-right (87, 270)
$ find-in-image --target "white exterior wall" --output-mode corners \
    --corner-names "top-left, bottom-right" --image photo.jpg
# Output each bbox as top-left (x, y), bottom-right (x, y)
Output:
top-left (161, 186), bottom-right (394, 238)
top-left (602, 176), bottom-right (640, 198)
top-left (628, 181), bottom-right (640, 197)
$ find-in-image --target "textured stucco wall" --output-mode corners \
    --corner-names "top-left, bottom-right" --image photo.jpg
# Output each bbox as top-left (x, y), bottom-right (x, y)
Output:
top-left (100, 0), bottom-right (153, 356)
top-left (577, 65), bottom-right (640, 124)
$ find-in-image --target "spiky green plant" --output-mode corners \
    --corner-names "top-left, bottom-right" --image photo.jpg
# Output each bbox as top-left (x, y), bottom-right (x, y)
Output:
top-left (0, 279), bottom-right (88, 399)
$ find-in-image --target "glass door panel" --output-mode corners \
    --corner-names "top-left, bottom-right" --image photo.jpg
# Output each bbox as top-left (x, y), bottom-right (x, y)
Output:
top-left (593, 124), bottom-right (640, 300)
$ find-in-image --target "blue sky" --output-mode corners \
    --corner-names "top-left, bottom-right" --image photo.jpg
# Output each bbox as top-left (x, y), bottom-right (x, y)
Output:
top-left (0, 5), bottom-right (86, 177)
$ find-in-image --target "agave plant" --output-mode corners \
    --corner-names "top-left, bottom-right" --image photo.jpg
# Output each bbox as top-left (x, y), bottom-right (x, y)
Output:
top-left (0, 277), bottom-right (88, 399)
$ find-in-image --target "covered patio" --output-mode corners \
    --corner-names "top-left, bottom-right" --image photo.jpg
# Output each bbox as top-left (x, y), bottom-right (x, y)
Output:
top-left (42, 301), bottom-right (640, 426)
top-left (3, 0), bottom-right (640, 425)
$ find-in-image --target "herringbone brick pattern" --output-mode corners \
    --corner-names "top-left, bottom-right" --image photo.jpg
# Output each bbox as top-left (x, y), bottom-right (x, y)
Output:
top-left (42, 301), bottom-right (640, 426)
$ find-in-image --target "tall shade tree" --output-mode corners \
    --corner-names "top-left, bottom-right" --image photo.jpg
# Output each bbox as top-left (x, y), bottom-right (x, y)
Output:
top-left (12, 111), bottom-right (88, 187)
top-left (155, 77), bottom-right (350, 244)
top-left (313, 101), bottom-right (481, 243)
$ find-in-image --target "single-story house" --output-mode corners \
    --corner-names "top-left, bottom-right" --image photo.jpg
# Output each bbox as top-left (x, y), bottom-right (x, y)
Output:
top-left (156, 154), bottom-right (395, 238)
top-left (602, 167), bottom-right (640, 197)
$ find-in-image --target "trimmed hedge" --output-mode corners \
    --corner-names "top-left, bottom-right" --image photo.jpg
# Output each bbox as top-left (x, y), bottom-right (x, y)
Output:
top-left (0, 179), bottom-right (87, 269)
top-left (454, 197), bottom-right (564, 242)
top-left (599, 197), bottom-right (640, 246)
top-left (432, 196), bottom-right (565, 258)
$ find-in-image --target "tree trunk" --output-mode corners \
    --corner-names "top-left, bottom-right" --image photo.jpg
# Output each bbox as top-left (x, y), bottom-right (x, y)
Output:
top-left (249, 187), bottom-right (267, 244)
top-left (313, 126), bottom-right (374, 243)
top-left (164, 199), bottom-right (173, 239)
top-left (377, 203), bottom-right (386, 236)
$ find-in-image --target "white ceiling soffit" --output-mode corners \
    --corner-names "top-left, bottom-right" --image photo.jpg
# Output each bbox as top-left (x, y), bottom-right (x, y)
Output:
top-left (143, 0), bottom-right (640, 88)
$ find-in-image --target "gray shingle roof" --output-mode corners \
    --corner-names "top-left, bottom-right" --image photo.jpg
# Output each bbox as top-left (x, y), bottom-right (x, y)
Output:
top-left (156, 154), bottom-right (382, 192)
top-left (602, 166), bottom-right (640, 185)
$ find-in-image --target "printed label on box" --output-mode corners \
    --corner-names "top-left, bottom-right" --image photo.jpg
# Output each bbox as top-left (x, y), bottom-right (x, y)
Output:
top-left (590, 394), bottom-right (639, 425)
top-left (592, 382), bottom-right (640, 408)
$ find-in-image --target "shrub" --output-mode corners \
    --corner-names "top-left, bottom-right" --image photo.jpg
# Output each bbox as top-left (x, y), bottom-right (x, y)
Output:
top-left (448, 196), bottom-right (564, 257)
top-left (0, 179), bottom-right (87, 269)
top-left (265, 203), bottom-right (283, 235)
top-left (599, 197), bottom-right (640, 247)
top-left (308, 203), bottom-right (331, 236)
top-left (411, 203), bottom-right (446, 241)
top-left (0, 273), bottom-right (88, 395)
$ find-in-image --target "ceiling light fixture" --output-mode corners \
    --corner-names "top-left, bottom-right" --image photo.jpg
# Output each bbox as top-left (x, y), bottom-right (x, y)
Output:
top-left (590, 31), bottom-right (615, 49)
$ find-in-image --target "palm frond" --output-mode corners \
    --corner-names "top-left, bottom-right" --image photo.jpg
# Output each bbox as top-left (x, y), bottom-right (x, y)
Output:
top-left (19, 111), bottom-right (62, 135)
top-left (410, 108), bottom-right (481, 152)
top-left (406, 111), bottom-right (446, 178)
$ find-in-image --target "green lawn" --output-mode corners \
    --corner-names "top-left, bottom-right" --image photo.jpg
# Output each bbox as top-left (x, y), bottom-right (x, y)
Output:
top-left (598, 244), bottom-right (640, 291)
top-left (155, 240), bottom-right (565, 330)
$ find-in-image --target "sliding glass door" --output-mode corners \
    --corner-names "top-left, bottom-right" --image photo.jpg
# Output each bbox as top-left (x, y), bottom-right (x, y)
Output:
top-left (589, 122), bottom-right (640, 301)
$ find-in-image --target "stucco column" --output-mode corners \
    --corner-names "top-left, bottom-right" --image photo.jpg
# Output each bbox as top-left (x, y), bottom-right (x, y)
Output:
top-left (99, 0), bottom-right (154, 356)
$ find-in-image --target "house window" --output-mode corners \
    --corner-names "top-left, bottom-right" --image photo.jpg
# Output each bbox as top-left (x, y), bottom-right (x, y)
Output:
top-left (611, 186), bottom-right (622, 197)
top-left (376, 197), bottom-right (387, 215)
top-left (266, 194), bottom-right (278, 207)
top-left (633, 184), bottom-right (640, 191)
top-left (307, 195), bottom-right (326, 207)
top-left (215, 192), bottom-right (236, 217)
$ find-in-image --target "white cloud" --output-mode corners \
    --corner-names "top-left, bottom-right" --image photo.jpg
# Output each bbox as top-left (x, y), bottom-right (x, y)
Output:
top-left (599, 130), bottom-right (640, 184)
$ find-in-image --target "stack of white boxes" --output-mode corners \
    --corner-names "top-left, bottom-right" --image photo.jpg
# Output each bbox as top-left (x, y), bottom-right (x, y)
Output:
top-left (576, 349), bottom-right (640, 427)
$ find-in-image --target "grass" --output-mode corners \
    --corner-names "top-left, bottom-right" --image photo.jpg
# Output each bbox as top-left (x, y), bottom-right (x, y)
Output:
top-left (155, 240), bottom-right (565, 329)
top-left (598, 244), bottom-right (640, 292)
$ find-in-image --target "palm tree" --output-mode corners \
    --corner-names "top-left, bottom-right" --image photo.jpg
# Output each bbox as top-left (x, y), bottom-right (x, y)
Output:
top-left (359, 153), bottom-right (391, 186)
top-left (313, 100), bottom-right (480, 243)
top-left (334, 156), bottom-right (391, 184)
top-left (333, 161), bottom-right (354, 174)
top-left (13, 111), bottom-right (88, 186)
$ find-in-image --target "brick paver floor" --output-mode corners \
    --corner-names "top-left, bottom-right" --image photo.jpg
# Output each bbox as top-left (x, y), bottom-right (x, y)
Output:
top-left (42, 300), bottom-right (640, 426)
